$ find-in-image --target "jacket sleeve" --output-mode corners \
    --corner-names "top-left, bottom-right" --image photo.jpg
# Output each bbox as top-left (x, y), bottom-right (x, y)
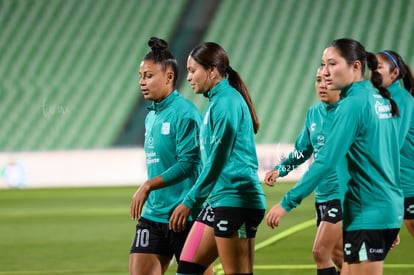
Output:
top-left (182, 105), bottom-right (238, 209)
top-left (275, 111), bottom-right (314, 177)
top-left (280, 100), bottom-right (361, 211)
top-left (160, 115), bottom-right (201, 186)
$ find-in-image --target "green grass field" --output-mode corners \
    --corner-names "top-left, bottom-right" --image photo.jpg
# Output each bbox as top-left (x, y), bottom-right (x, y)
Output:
top-left (0, 183), bottom-right (413, 275)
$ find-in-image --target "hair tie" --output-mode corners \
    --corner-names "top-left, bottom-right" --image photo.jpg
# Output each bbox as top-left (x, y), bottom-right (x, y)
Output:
top-left (381, 51), bottom-right (399, 70)
top-left (226, 66), bottom-right (233, 73)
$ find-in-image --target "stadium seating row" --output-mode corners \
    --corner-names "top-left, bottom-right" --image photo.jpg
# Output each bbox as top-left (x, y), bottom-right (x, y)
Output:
top-left (0, 0), bottom-right (187, 150)
top-left (1, 0), bottom-right (413, 151)
top-left (179, 0), bottom-right (414, 143)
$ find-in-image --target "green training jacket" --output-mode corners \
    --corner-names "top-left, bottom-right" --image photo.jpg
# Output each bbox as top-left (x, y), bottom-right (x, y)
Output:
top-left (275, 101), bottom-right (349, 204)
top-left (280, 81), bottom-right (403, 231)
top-left (388, 81), bottom-right (414, 198)
top-left (182, 79), bottom-right (266, 210)
top-left (142, 90), bottom-right (202, 223)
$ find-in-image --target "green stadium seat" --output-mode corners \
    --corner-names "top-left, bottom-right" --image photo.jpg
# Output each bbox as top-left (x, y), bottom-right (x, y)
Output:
top-left (0, 0), bottom-right (187, 151)
top-left (178, 0), bottom-right (414, 144)
top-left (1, 0), bottom-right (413, 151)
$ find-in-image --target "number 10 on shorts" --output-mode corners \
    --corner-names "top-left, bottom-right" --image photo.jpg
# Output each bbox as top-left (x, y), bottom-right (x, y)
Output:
top-left (135, 229), bottom-right (150, 248)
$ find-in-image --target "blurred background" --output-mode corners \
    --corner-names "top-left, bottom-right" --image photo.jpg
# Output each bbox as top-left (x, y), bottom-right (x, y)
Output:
top-left (1, 1), bottom-right (414, 274)
top-left (1, 0), bottom-right (413, 188)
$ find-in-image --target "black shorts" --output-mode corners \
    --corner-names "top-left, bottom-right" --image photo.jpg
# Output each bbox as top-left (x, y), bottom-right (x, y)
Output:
top-left (404, 196), bottom-right (414, 219)
top-left (343, 228), bottom-right (400, 263)
top-left (196, 205), bottom-right (264, 238)
top-left (130, 217), bottom-right (192, 261)
top-left (196, 204), bottom-right (215, 227)
top-left (315, 199), bottom-right (343, 226)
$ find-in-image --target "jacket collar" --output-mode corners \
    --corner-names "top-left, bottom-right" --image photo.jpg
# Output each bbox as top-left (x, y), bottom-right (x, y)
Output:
top-left (204, 79), bottom-right (229, 99)
top-left (325, 100), bottom-right (340, 110)
top-left (389, 80), bottom-right (402, 90)
top-left (147, 90), bottom-right (179, 112)
top-left (340, 80), bottom-right (370, 99)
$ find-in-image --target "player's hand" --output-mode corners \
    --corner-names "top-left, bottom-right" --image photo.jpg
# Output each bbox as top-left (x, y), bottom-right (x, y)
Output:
top-left (169, 204), bottom-right (190, 232)
top-left (264, 170), bottom-right (280, 187)
top-left (391, 234), bottom-right (400, 249)
top-left (130, 182), bottom-right (151, 220)
top-left (266, 203), bottom-right (288, 229)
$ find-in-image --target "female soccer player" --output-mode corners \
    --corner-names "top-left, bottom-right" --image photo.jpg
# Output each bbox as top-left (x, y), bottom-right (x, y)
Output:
top-left (264, 68), bottom-right (348, 275)
top-left (376, 50), bottom-right (414, 238)
top-left (266, 38), bottom-right (402, 275)
top-left (129, 37), bottom-right (204, 275)
top-left (170, 42), bottom-right (266, 275)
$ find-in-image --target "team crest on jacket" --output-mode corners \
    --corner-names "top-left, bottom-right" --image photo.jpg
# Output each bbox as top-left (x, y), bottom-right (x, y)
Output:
top-left (317, 134), bottom-right (325, 145)
top-left (161, 122), bottom-right (170, 135)
top-left (374, 101), bottom-right (392, 119)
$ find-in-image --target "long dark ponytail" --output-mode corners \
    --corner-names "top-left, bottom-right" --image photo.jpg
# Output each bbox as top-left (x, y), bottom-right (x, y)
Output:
top-left (366, 51), bottom-right (400, 116)
top-left (226, 66), bottom-right (260, 134)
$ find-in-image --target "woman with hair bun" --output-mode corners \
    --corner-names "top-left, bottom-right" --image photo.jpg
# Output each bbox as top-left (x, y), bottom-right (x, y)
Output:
top-left (376, 50), bottom-right (414, 238)
top-left (129, 37), bottom-right (206, 275)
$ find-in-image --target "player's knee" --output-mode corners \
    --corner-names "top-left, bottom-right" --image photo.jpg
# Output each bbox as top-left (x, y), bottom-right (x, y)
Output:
top-left (176, 260), bottom-right (207, 275)
top-left (312, 247), bottom-right (322, 262)
top-left (312, 246), bottom-right (329, 264)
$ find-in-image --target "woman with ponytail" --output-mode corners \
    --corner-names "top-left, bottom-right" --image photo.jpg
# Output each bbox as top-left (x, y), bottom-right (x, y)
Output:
top-left (129, 37), bottom-right (210, 275)
top-left (170, 42), bottom-right (265, 275)
top-left (266, 38), bottom-right (402, 275)
top-left (376, 50), bottom-right (414, 238)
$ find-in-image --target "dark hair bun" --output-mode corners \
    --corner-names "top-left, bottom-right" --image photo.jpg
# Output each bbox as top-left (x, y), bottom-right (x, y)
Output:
top-left (148, 37), bottom-right (168, 52)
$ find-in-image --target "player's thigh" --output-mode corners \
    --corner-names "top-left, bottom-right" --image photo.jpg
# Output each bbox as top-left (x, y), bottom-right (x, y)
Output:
top-left (404, 219), bottom-right (414, 238)
top-left (180, 221), bottom-right (218, 267)
top-left (348, 260), bottom-right (383, 275)
top-left (129, 253), bottom-right (170, 275)
top-left (215, 235), bottom-right (255, 273)
top-left (313, 220), bottom-right (343, 252)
